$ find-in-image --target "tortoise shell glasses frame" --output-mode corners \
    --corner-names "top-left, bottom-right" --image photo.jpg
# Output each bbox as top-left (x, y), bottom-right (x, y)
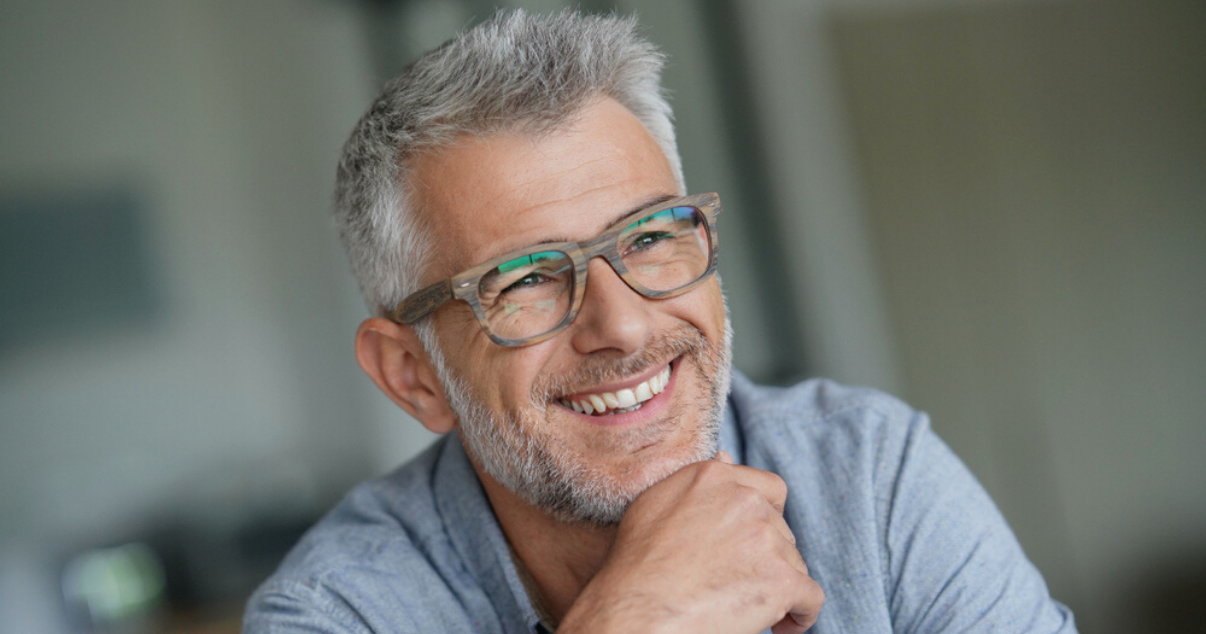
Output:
top-left (387, 192), bottom-right (722, 347)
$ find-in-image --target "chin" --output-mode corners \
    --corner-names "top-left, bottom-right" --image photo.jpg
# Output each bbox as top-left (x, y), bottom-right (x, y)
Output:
top-left (450, 318), bottom-right (733, 527)
top-left (537, 409), bottom-right (721, 527)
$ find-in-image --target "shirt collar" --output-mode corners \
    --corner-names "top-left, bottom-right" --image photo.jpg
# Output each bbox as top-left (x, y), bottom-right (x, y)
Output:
top-left (433, 435), bottom-right (543, 634)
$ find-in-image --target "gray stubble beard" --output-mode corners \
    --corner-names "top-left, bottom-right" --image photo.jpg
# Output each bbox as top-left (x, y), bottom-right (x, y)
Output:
top-left (437, 317), bottom-right (733, 527)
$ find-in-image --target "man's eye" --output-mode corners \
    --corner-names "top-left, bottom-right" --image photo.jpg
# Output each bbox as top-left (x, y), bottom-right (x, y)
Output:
top-left (501, 271), bottom-right (549, 293)
top-left (627, 231), bottom-right (671, 252)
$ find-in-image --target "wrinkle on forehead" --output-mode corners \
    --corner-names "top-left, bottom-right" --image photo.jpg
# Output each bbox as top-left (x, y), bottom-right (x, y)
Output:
top-left (408, 97), bottom-right (677, 280)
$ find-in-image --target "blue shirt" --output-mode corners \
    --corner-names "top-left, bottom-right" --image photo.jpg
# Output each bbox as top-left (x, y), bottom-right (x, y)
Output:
top-left (244, 373), bottom-right (1077, 633)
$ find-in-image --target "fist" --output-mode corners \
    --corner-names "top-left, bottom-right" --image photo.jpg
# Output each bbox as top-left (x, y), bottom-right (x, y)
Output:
top-left (564, 453), bottom-right (824, 634)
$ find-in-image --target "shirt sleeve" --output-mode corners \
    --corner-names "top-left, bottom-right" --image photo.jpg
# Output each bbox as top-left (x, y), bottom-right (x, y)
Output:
top-left (885, 411), bottom-right (1078, 634)
top-left (242, 581), bottom-right (398, 634)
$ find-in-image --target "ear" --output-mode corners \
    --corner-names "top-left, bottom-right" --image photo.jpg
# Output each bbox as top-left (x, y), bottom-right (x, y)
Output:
top-left (354, 317), bottom-right (457, 434)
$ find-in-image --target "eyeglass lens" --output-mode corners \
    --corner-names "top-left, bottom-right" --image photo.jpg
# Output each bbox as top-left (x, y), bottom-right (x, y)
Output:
top-left (475, 205), bottom-right (711, 341)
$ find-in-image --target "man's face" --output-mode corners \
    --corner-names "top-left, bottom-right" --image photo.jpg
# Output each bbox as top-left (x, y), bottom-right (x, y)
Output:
top-left (411, 97), bottom-right (730, 525)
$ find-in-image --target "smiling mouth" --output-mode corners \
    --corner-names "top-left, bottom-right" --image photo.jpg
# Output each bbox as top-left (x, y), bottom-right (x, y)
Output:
top-left (557, 364), bottom-right (672, 416)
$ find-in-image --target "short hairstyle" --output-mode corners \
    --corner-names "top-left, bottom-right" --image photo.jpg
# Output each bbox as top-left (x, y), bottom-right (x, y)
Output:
top-left (333, 9), bottom-right (685, 331)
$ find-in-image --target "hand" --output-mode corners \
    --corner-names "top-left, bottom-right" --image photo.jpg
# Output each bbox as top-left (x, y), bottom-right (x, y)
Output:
top-left (560, 451), bottom-right (824, 634)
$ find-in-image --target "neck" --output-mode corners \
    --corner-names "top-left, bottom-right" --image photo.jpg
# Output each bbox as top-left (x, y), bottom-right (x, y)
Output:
top-left (477, 468), bottom-right (617, 627)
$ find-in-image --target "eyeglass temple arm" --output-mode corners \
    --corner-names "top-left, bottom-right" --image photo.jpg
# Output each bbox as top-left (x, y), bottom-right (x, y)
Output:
top-left (388, 280), bottom-right (453, 325)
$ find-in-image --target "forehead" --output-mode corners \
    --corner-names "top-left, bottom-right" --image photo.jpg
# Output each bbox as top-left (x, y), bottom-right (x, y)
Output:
top-left (408, 97), bottom-right (679, 281)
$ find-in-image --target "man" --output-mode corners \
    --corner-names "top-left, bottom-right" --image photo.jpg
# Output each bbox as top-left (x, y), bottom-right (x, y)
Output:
top-left (245, 10), bottom-right (1076, 634)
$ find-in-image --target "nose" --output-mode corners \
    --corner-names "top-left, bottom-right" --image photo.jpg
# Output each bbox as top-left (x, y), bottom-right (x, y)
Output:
top-left (568, 256), bottom-right (655, 357)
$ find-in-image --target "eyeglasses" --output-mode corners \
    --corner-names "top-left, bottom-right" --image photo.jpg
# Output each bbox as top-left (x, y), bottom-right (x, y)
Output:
top-left (389, 192), bottom-right (721, 347)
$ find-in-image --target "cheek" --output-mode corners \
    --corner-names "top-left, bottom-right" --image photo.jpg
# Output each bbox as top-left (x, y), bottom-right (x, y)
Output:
top-left (667, 278), bottom-right (726, 336)
top-left (433, 318), bottom-right (500, 394)
top-left (703, 279), bottom-right (726, 329)
top-left (439, 321), bottom-right (552, 409)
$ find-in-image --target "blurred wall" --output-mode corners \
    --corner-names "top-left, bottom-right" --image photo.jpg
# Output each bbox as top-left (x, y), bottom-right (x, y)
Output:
top-left (701, 0), bottom-right (1205, 631)
top-left (827, 1), bottom-right (1206, 632)
top-left (0, 0), bottom-right (381, 534)
top-left (0, 0), bottom-right (398, 629)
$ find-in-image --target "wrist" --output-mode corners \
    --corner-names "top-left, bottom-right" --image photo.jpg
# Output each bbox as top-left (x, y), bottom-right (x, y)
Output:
top-left (557, 573), bottom-right (683, 634)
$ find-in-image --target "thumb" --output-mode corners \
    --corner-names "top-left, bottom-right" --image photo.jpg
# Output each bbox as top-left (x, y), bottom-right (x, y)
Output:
top-left (715, 450), bottom-right (734, 465)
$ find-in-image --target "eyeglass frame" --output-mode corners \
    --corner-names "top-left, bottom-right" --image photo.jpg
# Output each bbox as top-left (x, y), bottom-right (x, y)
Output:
top-left (387, 192), bottom-right (722, 347)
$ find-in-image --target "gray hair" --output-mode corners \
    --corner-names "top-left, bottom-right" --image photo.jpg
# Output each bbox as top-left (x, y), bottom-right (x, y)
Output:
top-left (333, 8), bottom-right (685, 348)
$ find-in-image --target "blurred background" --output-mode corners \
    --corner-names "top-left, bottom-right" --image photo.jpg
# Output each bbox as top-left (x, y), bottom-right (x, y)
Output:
top-left (1, 0), bottom-right (1202, 632)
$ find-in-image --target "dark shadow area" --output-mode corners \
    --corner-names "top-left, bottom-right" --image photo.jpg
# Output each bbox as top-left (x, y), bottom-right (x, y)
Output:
top-left (1126, 549), bottom-right (1206, 633)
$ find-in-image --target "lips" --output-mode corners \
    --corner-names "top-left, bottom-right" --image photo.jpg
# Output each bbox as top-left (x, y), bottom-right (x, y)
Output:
top-left (558, 364), bottom-right (672, 416)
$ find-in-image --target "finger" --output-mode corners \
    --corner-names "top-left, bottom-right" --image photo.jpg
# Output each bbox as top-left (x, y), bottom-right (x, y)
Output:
top-left (778, 533), bottom-right (809, 574)
top-left (770, 563), bottom-right (823, 634)
top-left (773, 514), bottom-right (799, 547)
top-left (737, 488), bottom-right (798, 547)
top-left (785, 574), bottom-right (824, 632)
top-left (725, 465), bottom-right (788, 514)
top-left (715, 449), bottom-right (733, 464)
top-left (771, 617), bottom-right (809, 634)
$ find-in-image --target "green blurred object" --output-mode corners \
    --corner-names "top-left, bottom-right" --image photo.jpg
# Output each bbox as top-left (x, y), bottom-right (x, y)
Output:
top-left (61, 542), bottom-right (166, 627)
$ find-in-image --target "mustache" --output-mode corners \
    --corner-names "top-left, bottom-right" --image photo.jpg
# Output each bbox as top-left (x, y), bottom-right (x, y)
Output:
top-left (532, 325), bottom-right (708, 401)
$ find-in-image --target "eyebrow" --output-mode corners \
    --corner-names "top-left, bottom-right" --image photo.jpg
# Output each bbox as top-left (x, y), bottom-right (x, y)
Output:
top-left (535, 192), bottom-right (680, 246)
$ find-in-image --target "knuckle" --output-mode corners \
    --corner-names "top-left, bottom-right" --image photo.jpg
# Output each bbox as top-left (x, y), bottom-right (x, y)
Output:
top-left (763, 562), bottom-right (790, 587)
top-left (782, 559), bottom-right (808, 584)
top-left (793, 572), bottom-right (824, 604)
top-left (754, 472), bottom-right (787, 507)
top-left (766, 555), bottom-right (809, 587)
top-left (733, 485), bottom-right (765, 509)
top-left (748, 522), bottom-right (778, 550)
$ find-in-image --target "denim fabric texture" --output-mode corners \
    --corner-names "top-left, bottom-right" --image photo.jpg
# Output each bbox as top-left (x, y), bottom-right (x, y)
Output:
top-left (243, 372), bottom-right (1077, 633)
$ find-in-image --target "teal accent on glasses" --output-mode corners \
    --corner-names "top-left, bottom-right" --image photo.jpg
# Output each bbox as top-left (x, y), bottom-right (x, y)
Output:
top-left (627, 206), bottom-right (695, 230)
top-left (387, 192), bottom-right (721, 347)
top-left (496, 250), bottom-right (566, 274)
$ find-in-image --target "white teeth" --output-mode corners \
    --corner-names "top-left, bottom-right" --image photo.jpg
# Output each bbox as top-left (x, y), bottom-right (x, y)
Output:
top-left (563, 364), bottom-right (673, 416)
top-left (650, 366), bottom-right (670, 395)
